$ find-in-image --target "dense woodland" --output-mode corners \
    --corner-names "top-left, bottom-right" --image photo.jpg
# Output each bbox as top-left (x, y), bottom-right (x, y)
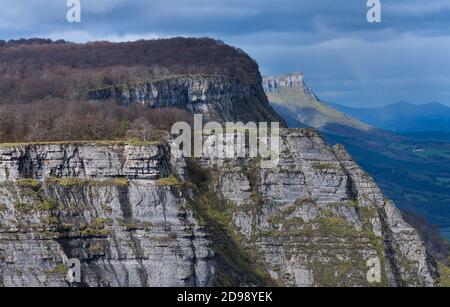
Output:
top-left (0, 38), bottom-right (259, 104)
top-left (0, 37), bottom-right (257, 142)
top-left (0, 99), bottom-right (192, 143)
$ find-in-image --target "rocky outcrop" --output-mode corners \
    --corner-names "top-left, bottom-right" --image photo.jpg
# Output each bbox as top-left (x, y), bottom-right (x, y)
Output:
top-left (263, 73), bottom-right (372, 133)
top-left (0, 130), bottom-right (437, 287)
top-left (333, 144), bottom-right (436, 286)
top-left (194, 129), bottom-right (437, 287)
top-left (0, 142), bottom-right (215, 287)
top-left (263, 72), bottom-right (318, 100)
top-left (89, 75), bottom-right (287, 125)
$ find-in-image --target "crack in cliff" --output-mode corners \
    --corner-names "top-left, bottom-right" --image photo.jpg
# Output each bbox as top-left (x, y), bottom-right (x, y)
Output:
top-left (116, 184), bottom-right (149, 286)
top-left (18, 146), bottom-right (43, 178)
top-left (129, 234), bottom-right (149, 287)
top-left (117, 185), bottom-right (132, 222)
top-left (188, 234), bottom-right (198, 287)
top-left (61, 146), bottom-right (83, 177)
top-left (183, 158), bottom-right (277, 287)
top-left (376, 206), bottom-right (405, 287)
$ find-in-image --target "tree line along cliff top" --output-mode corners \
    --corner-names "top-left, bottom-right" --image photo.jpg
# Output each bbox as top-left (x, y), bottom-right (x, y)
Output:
top-left (0, 37), bottom-right (261, 104)
top-left (0, 38), bottom-right (264, 143)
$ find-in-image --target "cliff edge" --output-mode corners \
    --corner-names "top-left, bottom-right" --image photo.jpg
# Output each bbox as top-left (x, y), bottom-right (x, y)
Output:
top-left (0, 130), bottom-right (437, 287)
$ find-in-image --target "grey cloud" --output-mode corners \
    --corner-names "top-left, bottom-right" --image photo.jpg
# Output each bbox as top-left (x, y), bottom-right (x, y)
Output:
top-left (0, 0), bottom-right (449, 106)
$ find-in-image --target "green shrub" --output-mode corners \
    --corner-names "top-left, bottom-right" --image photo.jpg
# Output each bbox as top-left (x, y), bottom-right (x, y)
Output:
top-left (156, 175), bottom-right (180, 187)
top-left (0, 204), bottom-right (7, 212)
top-left (437, 263), bottom-right (450, 287)
top-left (17, 179), bottom-right (40, 189)
top-left (48, 264), bottom-right (68, 276)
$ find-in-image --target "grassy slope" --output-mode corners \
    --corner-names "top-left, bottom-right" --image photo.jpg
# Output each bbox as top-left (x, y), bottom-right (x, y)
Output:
top-left (267, 87), bottom-right (371, 132)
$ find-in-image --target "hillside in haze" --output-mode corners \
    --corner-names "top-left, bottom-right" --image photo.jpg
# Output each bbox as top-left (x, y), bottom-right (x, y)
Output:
top-left (330, 102), bottom-right (450, 133)
top-left (264, 73), bottom-right (372, 135)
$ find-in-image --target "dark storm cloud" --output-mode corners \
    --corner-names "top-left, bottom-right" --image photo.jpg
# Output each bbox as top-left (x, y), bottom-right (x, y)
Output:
top-left (1, 0), bottom-right (449, 106)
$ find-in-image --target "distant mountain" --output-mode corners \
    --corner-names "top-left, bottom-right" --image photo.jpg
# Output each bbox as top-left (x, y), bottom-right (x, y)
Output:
top-left (264, 73), bottom-right (450, 237)
top-left (330, 102), bottom-right (450, 133)
top-left (263, 73), bottom-right (373, 135)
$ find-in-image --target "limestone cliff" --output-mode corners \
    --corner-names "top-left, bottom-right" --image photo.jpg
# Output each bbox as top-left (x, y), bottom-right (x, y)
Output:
top-left (0, 131), bottom-right (437, 287)
top-left (89, 75), bottom-right (287, 125)
top-left (0, 142), bottom-right (215, 287)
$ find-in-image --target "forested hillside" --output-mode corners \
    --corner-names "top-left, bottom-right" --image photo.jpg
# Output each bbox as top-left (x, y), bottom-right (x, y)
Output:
top-left (0, 38), bottom-right (261, 142)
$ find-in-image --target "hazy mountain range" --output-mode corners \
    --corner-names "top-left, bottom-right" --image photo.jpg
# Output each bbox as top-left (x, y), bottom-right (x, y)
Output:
top-left (330, 101), bottom-right (450, 133)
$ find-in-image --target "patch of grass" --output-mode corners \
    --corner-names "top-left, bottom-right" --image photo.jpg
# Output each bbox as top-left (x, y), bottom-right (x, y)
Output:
top-left (37, 199), bottom-right (58, 211)
top-left (311, 258), bottom-right (371, 287)
top-left (315, 217), bottom-right (362, 237)
top-left (41, 216), bottom-right (60, 227)
top-left (124, 139), bottom-right (164, 146)
top-left (358, 206), bottom-right (379, 229)
top-left (105, 178), bottom-right (129, 186)
top-left (0, 204), bottom-right (7, 212)
top-left (101, 203), bottom-right (113, 214)
top-left (437, 262), bottom-right (450, 287)
top-left (156, 175), bottom-right (180, 187)
top-left (47, 177), bottom-right (129, 187)
top-left (47, 178), bottom-right (89, 187)
top-left (311, 162), bottom-right (340, 171)
top-left (13, 202), bottom-right (34, 214)
top-left (282, 205), bottom-right (297, 215)
top-left (48, 264), bottom-right (68, 276)
top-left (92, 218), bottom-right (109, 229)
top-left (79, 218), bottom-right (111, 237)
top-left (17, 179), bottom-right (40, 189)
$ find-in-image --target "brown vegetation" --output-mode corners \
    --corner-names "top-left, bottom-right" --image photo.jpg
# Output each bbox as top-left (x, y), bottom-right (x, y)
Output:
top-left (0, 37), bottom-right (259, 142)
top-left (0, 37), bottom-right (259, 104)
top-left (0, 99), bottom-right (192, 143)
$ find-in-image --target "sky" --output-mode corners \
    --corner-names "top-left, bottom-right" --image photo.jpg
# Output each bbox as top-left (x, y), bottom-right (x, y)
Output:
top-left (0, 0), bottom-right (450, 107)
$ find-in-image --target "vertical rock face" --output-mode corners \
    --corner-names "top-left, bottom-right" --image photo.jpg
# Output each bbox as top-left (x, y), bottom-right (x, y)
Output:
top-left (0, 143), bottom-right (215, 287)
top-left (263, 73), bottom-right (372, 132)
top-left (194, 129), bottom-right (437, 287)
top-left (263, 72), bottom-right (318, 99)
top-left (0, 131), bottom-right (437, 287)
top-left (89, 75), bottom-right (287, 125)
